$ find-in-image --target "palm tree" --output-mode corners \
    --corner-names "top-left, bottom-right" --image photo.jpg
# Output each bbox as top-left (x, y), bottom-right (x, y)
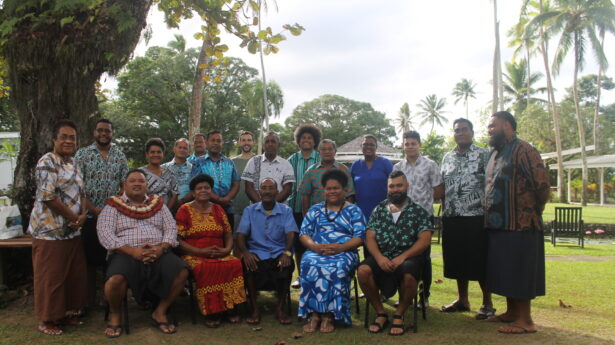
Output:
top-left (503, 59), bottom-right (547, 114)
top-left (240, 79), bottom-right (284, 153)
top-left (395, 102), bottom-right (413, 136)
top-left (416, 94), bottom-right (448, 134)
top-left (508, 15), bottom-right (539, 107)
top-left (452, 78), bottom-right (477, 118)
top-left (522, 0), bottom-right (566, 202)
top-left (532, 0), bottom-right (615, 205)
top-left (167, 34), bottom-right (186, 53)
top-left (492, 0), bottom-right (505, 112)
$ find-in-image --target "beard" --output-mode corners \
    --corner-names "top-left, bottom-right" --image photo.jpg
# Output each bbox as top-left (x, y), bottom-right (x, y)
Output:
top-left (95, 137), bottom-right (110, 147)
top-left (388, 191), bottom-right (407, 205)
top-left (488, 130), bottom-right (506, 149)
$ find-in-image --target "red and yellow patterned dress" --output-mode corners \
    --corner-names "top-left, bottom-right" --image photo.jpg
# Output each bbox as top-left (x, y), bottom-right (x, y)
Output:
top-left (176, 203), bottom-right (246, 315)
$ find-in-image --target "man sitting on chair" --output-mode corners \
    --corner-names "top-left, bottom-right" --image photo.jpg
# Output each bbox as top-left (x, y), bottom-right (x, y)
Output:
top-left (97, 169), bottom-right (189, 337)
top-left (236, 178), bottom-right (298, 325)
top-left (357, 170), bottom-right (433, 336)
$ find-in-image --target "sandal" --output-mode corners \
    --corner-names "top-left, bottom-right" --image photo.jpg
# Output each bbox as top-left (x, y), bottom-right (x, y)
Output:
top-left (388, 315), bottom-right (405, 336)
top-left (475, 305), bottom-right (496, 320)
top-left (440, 301), bottom-right (470, 312)
top-left (319, 315), bottom-right (335, 333)
top-left (151, 317), bottom-right (177, 334)
top-left (368, 313), bottom-right (389, 334)
top-left (104, 325), bottom-right (123, 338)
top-left (205, 316), bottom-right (221, 328)
top-left (38, 323), bottom-right (63, 336)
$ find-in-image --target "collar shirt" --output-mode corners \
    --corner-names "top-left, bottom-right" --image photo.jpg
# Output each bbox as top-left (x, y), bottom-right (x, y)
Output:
top-left (485, 137), bottom-right (550, 231)
top-left (241, 154), bottom-right (296, 192)
top-left (162, 159), bottom-right (192, 200)
top-left (393, 155), bottom-right (443, 215)
top-left (140, 166), bottom-right (179, 203)
top-left (299, 161), bottom-right (355, 206)
top-left (236, 202), bottom-right (298, 260)
top-left (287, 150), bottom-right (321, 213)
top-left (75, 143), bottom-right (128, 212)
top-left (28, 152), bottom-right (85, 240)
top-left (441, 144), bottom-right (489, 217)
top-left (367, 199), bottom-right (433, 259)
top-left (96, 194), bottom-right (178, 250)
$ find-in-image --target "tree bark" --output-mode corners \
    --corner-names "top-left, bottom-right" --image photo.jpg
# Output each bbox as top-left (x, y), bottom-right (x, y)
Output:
top-left (256, 0), bottom-right (270, 155)
top-left (6, 1), bottom-right (151, 222)
top-left (189, 39), bottom-right (210, 141)
top-left (572, 31), bottom-right (588, 206)
top-left (539, 0), bottom-right (565, 202)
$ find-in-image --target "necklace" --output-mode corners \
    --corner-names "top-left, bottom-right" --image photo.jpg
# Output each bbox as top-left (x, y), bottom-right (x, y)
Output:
top-left (324, 201), bottom-right (345, 222)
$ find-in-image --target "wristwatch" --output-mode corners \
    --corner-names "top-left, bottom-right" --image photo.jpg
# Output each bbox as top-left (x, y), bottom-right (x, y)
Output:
top-left (283, 250), bottom-right (293, 257)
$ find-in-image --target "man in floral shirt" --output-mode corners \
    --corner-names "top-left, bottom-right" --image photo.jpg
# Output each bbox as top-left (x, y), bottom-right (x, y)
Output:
top-left (357, 170), bottom-right (432, 335)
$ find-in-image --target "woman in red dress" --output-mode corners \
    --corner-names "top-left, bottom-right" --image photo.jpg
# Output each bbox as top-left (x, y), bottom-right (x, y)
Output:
top-left (176, 174), bottom-right (246, 327)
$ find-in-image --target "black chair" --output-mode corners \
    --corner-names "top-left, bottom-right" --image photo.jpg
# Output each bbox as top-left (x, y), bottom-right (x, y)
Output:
top-left (551, 207), bottom-right (584, 248)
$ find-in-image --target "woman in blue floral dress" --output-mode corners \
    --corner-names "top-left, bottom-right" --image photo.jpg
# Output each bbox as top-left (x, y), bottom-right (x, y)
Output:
top-left (298, 169), bottom-right (366, 333)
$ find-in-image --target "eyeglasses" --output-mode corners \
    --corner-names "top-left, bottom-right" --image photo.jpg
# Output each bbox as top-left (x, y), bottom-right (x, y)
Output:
top-left (96, 128), bottom-right (112, 134)
top-left (361, 143), bottom-right (376, 147)
top-left (58, 134), bottom-right (76, 142)
top-left (454, 127), bottom-right (471, 134)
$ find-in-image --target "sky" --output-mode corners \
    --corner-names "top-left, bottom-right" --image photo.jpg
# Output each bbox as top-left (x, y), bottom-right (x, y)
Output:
top-left (104, 0), bottom-right (615, 144)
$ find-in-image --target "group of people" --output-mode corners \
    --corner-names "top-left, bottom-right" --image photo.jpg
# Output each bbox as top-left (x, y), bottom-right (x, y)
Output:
top-left (27, 110), bottom-right (549, 337)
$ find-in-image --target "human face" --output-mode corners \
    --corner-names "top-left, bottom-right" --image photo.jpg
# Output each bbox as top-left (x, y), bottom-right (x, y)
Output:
top-left (264, 135), bottom-right (279, 157)
top-left (403, 137), bottom-right (421, 159)
top-left (324, 179), bottom-right (345, 205)
top-left (299, 133), bottom-right (314, 151)
top-left (318, 142), bottom-right (336, 163)
top-left (387, 176), bottom-right (408, 204)
top-left (361, 138), bottom-right (377, 158)
top-left (259, 179), bottom-right (278, 202)
top-left (193, 135), bottom-right (206, 155)
top-left (238, 134), bottom-right (254, 154)
top-left (207, 133), bottom-right (223, 155)
top-left (145, 145), bottom-right (164, 166)
top-left (124, 171), bottom-right (147, 200)
top-left (453, 122), bottom-right (473, 148)
top-left (93, 122), bottom-right (112, 147)
top-left (53, 126), bottom-right (77, 157)
top-left (487, 117), bottom-right (506, 148)
top-left (193, 181), bottom-right (212, 202)
top-left (173, 140), bottom-right (190, 160)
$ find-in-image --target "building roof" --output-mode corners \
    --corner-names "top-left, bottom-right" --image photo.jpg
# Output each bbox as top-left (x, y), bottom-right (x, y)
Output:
top-left (549, 155), bottom-right (615, 169)
top-left (0, 132), bottom-right (19, 140)
top-left (336, 136), bottom-right (403, 163)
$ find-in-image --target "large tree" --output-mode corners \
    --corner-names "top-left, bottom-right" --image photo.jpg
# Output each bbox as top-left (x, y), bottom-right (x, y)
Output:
top-left (452, 78), bottom-right (477, 118)
top-left (394, 102), bottom-right (413, 137)
top-left (285, 94), bottom-right (396, 147)
top-left (534, 0), bottom-right (615, 205)
top-left (240, 78), bottom-right (284, 154)
top-left (416, 94), bottom-right (448, 134)
top-left (503, 59), bottom-right (547, 114)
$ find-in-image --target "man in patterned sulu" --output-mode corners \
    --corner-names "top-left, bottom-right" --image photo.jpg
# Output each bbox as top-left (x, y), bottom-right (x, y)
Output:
top-left (357, 170), bottom-right (433, 335)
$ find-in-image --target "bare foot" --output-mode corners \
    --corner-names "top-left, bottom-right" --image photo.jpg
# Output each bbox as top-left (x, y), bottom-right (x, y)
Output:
top-left (246, 311), bottom-right (261, 325)
top-left (498, 323), bottom-right (537, 334)
top-left (38, 322), bottom-right (62, 336)
top-left (276, 310), bottom-right (292, 325)
top-left (303, 314), bottom-right (320, 333)
top-left (319, 314), bottom-right (335, 333)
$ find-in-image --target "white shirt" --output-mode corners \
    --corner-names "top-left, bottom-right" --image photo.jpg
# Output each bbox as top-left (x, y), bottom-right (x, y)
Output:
top-left (241, 154), bottom-right (296, 192)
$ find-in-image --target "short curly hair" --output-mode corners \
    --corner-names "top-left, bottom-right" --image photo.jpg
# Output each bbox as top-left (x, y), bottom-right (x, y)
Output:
top-left (294, 124), bottom-right (322, 148)
top-left (145, 137), bottom-right (165, 153)
top-left (189, 174), bottom-right (215, 191)
top-left (321, 168), bottom-right (348, 188)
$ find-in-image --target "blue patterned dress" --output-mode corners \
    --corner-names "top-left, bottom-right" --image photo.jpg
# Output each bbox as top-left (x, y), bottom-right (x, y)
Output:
top-left (297, 203), bottom-right (366, 324)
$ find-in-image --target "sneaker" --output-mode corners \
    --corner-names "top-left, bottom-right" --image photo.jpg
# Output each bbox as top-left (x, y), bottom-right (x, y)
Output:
top-left (417, 298), bottom-right (429, 309)
top-left (291, 278), bottom-right (300, 289)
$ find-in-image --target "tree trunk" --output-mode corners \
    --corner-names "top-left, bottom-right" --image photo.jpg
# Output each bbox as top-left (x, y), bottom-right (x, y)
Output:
top-left (526, 45), bottom-right (531, 108)
top-left (539, 0), bottom-right (565, 202)
top-left (189, 39), bottom-right (210, 141)
top-left (492, 0), bottom-right (503, 112)
top-left (256, 0), bottom-right (270, 155)
top-left (6, 1), bottom-right (151, 223)
top-left (594, 28), bottom-right (605, 204)
top-left (572, 32), bottom-right (588, 206)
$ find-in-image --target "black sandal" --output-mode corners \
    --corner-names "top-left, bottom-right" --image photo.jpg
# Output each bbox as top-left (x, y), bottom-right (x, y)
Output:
top-left (368, 313), bottom-right (389, 334)
top-left (388, 315), bottom-right (405, 336)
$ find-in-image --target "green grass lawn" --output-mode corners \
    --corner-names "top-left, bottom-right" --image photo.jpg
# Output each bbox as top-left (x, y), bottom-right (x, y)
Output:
top-left (0, 243), bottom-right (614, 345)
top-left (542, 203), bottom-right (615, 224)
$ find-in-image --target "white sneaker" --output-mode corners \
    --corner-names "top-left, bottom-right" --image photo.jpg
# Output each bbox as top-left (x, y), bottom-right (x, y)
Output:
top-left (291, 278), bottom-right (300, 289)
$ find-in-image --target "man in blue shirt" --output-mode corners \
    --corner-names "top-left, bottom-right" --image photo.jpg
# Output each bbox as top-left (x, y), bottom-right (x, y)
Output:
top-left (190, 130), bottom-right (241, 228)
top-left (162, 138), bottom-right (192, 207)
top-left (236, 178), bottom-right (298, 325)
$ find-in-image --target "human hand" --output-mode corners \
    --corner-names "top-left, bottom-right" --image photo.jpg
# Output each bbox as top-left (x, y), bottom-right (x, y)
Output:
top-left (243, 252), bottom-right (260, 271)
top-left (376, 256), bottom-right (395, 273)
top-left (278, 253), bottom-right (292, 268)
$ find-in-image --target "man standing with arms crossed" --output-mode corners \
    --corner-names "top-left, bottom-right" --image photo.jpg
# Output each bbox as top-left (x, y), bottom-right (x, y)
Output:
top-left (232, 131), bottom-right (256, 230)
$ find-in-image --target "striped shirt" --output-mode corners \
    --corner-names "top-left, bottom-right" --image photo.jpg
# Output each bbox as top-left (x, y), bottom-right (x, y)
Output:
top-left (96, 194), bottom-right (179, 250)
top-left (287, 150), bottom-right (320, 213)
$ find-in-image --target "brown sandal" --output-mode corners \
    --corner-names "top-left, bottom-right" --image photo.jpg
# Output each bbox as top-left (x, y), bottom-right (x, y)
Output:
top-left (319, 315), bottom-right (335, 333)
top-left (303, 315), bottom-right (320, 333)
top-left (38, 323), bottom-right (63, 336)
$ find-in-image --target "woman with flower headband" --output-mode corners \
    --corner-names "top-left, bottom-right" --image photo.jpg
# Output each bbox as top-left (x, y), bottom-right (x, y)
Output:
top-left (175, 174), bottom-right (246, 328)
top-left (140, 138), bottom-right (179, 210)
top-left (297, 169), bottom-right (366, 333)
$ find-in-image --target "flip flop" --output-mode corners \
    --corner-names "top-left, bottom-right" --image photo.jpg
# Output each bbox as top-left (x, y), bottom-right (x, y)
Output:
top-left (151, 317), bottom-right (177, 334)
top-left (245, 315), bottom-right (261, 325)
top-left (388, 315), bottom-right (405, 336)
top-left (37, 323), bottom-right (63, 336)
top-left (485, 315), bottom-right (513, 323)
top-left (476, 305), bottom-right (496, 320)
top-left (104, 325), bottom-right (123, 338)
top-left (319, 316), bottom-right (335, 333)
top-left (498, 324), bottom-right (537, 334)
top-left (440, 301), bottom-right (470, 312)
top-left (303, 317), bottom-right (320, 333)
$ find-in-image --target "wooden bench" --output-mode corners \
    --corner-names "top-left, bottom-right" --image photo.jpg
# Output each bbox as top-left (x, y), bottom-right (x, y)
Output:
top-left (0, 236), bottom-right (33, 285)
top-left (551, 207), bottom-right (584, 248)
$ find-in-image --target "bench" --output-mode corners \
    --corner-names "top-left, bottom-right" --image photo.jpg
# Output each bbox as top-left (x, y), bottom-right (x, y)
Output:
top-left (551, 207), bottom-right (584, 248)
top-left (0, 236), bottom-right (33, 285)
